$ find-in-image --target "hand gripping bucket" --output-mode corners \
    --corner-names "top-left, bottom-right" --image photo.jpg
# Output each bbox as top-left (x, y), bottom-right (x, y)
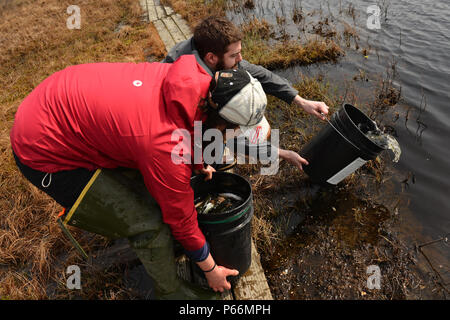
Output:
top-left (300, 103), bottom-right (386, 185)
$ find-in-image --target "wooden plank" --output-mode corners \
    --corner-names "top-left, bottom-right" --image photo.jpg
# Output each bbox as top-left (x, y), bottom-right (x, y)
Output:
top-left (173, 13), bottom-right (193, 38)
top-left (162, 16), bottom-right (186, 43)
top-left (155, 5), bottom-right (166, 19)
top-left (146, 0), bottom-right (158, 22)
top-left (233, 241), bottom-right (273, 300)
top-left (153, 19), bottom-right (175, 51)
top-left (164, 5), bottom-right (174, 16)
top-left (138, 0), bottom-right (148, 22)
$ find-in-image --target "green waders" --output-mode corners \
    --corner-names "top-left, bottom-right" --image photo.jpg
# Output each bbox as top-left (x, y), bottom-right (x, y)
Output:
top-left (61, 168), bottom-right (219, 300)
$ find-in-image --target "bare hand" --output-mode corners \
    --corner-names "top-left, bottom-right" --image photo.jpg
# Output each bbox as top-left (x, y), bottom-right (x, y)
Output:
top-left (204, 265), bottom-right (239, 292)
top-left (294, 95), bottom-right (329, 121)
top-left (194, 164), bottom-right (216, 181)
top-left (278, 149), bottom-right (309, 171)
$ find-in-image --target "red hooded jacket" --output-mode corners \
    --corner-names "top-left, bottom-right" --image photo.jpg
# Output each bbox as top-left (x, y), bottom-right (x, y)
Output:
top-left (10, 55), bottom-right (212, 254)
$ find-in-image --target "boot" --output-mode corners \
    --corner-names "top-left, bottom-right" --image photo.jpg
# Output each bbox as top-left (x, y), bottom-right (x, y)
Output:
top-left (129, 226), bottom-right (219, 300)
top-left (63, 168), bottom-right (219, 299)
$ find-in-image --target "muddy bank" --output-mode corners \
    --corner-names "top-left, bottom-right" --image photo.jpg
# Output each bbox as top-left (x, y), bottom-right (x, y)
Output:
top-left (237, 152), bottom-right (446, 299)
top-left (262, 185), bottom-right (422, 300)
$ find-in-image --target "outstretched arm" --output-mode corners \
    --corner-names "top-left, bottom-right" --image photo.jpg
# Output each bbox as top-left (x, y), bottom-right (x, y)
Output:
top-left (239, 60), bottom-right (330, 120)
top-left (239, 59), bottom-right (298, 104)
top-left (278, 148), bottom-right (309, 171)
top-left (293, 96), bottom-right (329, 121)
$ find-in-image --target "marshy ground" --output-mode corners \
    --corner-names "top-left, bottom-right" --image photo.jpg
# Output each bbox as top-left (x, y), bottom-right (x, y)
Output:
top-left (0, 0), bottom-right (447, 299)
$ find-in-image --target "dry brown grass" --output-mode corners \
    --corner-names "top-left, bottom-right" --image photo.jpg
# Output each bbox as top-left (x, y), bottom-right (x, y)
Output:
top-left (0, 0), bottom-right (164, 299)
top-left (0, 0), bottom-right (165, 105)
top-left (241, 17), bottom-right (274, 41)
top-left (238, 16), bottom-right (344, 69)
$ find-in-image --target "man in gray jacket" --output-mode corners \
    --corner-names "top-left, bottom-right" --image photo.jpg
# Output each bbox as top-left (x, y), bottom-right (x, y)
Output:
top-left (163, 16), bottom-right (329, 171)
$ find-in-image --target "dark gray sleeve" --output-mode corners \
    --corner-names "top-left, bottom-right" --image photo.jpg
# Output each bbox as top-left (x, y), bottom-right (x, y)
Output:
top-left (162, 38), bottom-right (214, 76)
top-left (226, 136), bottom-right (278, 163)
top-left (162, 38), bottom-right (193, 63)
top-left (161, 55), bottom-right (174, 63)
top-left (239, 60), bottom-right (298, 104)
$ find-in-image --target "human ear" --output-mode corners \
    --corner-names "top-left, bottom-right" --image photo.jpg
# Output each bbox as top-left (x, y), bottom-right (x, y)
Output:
top-left (204, 52), bottom-right (219, 68)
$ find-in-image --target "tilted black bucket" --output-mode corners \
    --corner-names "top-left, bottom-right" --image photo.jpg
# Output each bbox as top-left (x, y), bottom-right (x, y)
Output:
top-left (190, 171), bottom-right (253, 278)
top-left (300, 103), bottom-right (386, 185)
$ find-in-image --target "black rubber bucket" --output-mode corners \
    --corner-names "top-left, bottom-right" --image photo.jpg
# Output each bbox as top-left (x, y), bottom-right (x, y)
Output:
top-left (300, 103), bottom-right (386, 185)
top-left (190, 171), bottom-right (253, 278)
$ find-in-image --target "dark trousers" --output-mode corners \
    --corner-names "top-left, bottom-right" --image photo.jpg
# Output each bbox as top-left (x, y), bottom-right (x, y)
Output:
top-left (13, 151), bottom-right (96, 209)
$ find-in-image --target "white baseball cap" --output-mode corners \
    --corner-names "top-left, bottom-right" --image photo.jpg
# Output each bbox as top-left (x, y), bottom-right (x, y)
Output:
top-left (236, 115), bottom-right (271, 144)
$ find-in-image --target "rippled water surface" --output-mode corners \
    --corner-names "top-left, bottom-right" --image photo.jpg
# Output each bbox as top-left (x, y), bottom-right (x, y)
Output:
top-left (229, 0), bottom-right (450, 240)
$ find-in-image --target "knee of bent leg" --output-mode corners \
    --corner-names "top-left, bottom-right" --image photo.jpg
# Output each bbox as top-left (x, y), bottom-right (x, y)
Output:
top-left (129, 224), bottom-right (172, 249)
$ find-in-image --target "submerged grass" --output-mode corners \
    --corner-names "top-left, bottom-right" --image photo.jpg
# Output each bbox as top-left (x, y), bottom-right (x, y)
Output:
top-left (161, 0), bottom-right (227, 26)
top-left (163, 1), bottom-right (344, 69)
top-left (242, 36), bottom-right (343, 69)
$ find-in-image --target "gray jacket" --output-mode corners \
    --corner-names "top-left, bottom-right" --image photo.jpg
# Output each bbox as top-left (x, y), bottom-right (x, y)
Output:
top-left (163, 38), bottom-right (298, 104)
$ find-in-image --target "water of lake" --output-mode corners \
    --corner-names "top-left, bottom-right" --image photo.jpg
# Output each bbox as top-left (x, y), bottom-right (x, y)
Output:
top-left (228, 0), bottom-right (449, 284)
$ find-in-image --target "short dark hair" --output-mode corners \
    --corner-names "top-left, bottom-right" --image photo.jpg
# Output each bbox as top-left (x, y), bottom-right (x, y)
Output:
top-left (193, 16), bottom-right (242, 59)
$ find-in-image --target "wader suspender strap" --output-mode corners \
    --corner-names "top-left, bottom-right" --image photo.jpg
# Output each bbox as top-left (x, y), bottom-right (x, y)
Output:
top-left (57, 217), bottom-right (89, 260)
top-left (56, 169), bottom-right (102, 260)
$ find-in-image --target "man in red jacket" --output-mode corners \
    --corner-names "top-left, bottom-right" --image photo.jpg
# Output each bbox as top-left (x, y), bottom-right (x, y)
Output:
top-left (10, 55), bottom-right (270, 299)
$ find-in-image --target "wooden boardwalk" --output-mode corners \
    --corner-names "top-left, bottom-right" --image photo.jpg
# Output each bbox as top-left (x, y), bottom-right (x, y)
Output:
top-left (139, 0), bottom-right (192, 51)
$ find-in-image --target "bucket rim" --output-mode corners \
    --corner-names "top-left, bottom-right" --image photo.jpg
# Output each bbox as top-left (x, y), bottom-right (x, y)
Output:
top-left (341, 103), bottom-right (387, 151)
top-left (198, 205), bottom-right (251, 224)
top-left (192, 171), bottom-right (253, 221)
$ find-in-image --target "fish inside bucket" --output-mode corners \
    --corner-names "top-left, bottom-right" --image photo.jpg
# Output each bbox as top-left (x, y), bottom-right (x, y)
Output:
top-left (195, 193), bottom-right (244, 215)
